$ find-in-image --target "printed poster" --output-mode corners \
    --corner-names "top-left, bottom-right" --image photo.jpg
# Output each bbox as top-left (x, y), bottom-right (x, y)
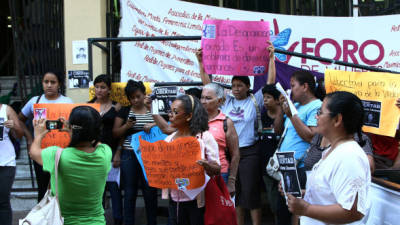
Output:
top-left (277, 151), bottom-right (302, 198)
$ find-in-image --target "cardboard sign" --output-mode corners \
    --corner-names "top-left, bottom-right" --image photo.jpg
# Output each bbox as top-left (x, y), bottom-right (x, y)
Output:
top-left (201, 20), bottom-right (270, 76)
top-left (33, 104), bottom-right (100, 148)
top-left (89, 82), bottom-right (153, 106)
top-left (325, 69), bottom-right (400, 137)
top-left (130, 126), bottom-right (168, 182)
top-left (139, 136), bottom-right (205, 190)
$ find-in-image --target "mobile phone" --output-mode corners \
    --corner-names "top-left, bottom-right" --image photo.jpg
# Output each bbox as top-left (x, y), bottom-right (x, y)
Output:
top-left (46, 120), bottom-right (63, 130)
top-left (128, 115), bottom-right (136, 122)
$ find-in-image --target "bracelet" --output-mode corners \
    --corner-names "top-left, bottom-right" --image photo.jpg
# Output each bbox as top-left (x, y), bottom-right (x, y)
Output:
top-left (228, 176), bottom-right (236, 181)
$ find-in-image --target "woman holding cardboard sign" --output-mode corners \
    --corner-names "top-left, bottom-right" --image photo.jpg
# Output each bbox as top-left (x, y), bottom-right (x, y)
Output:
top-left (197, 41), bottom-right (275, 225)
top-left (18, 71), bottom-right (73, 202)
top-left (164, 94), bottom-right (220, 225)
top-left (112, 80), bottom-right (158, 225)
top-left (286, 91), bottom-right (371, 225)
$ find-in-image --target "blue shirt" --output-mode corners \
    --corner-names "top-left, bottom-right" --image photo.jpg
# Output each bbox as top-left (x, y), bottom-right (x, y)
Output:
top-left (280, 99), bottom-right (322, 168)
top-left (221, 89), bottom-right (263, 148)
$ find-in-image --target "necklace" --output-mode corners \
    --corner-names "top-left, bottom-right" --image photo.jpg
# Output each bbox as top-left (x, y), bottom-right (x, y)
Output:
top-left (100, 102), bottom-right (112, 116)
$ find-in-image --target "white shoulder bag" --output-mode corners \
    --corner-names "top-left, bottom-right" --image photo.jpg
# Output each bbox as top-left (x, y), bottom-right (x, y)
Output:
top-left (266, 126), bottom-right (288, 181)
top-left (20, 148), bottom-right (64, 225)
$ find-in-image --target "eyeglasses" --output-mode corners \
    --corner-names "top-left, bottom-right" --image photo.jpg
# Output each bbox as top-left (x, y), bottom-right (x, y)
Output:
top-left (316, 108), bottom-right (333, 117)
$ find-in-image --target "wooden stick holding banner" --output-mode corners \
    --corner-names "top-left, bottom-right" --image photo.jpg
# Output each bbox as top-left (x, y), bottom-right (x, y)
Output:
top-left (325, 69), bottom-right (400, 137)
top-left (33, 103), bottom-right (100, 148)
top-left (201, 20), bottom-right (270, 76)
top-left (139, 136), bottom-right (205, 190)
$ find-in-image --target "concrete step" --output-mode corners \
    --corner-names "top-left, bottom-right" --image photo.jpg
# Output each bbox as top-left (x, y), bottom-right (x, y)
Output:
top-left (11, 192), bottom-right (38, 211)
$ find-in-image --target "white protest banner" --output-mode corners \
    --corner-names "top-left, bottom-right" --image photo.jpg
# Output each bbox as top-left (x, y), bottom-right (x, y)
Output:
top-left (119, 0), bottom-right (400, 84)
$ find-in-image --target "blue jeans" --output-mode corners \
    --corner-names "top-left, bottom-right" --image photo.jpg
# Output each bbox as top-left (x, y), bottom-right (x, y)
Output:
top-left (106, 181), bottom-right (123, 220)
top-left (221, 172), bottom-right (229, 184)
top-left (121, 150), bottom-right (158, 225)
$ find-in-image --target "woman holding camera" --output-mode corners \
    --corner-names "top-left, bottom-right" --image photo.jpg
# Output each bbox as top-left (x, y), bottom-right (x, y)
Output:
top-left (30, 106), bottom-right (112, 225)
top-left (112, 80), bottom-right (157, 225)
top-left (88, 74), bottom-right (123, 225)
top-left (18, 71), bottom-right (73, 202)
top-left (0, 103), bottom-right (24, 225)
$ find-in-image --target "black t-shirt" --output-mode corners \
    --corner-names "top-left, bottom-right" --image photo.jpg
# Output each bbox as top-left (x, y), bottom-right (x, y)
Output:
top-left (260, 111), bottom-right (280, 174)
top-left (100, 104), bottom-right (118, 151)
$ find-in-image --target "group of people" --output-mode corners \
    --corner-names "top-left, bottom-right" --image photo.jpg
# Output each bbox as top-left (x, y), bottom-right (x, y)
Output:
top-left (0, 41), bottom-right (398, 225)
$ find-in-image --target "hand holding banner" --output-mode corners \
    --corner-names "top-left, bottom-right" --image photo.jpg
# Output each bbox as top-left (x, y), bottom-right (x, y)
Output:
top-left (201, 20), bottom-right (270, 76)
top-left (139, 136), bottom-right (205, 190)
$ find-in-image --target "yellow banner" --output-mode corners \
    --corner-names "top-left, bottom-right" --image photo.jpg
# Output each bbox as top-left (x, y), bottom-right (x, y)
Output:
top-left (325, 69), bottom-right (400, 137)
top-left (89, 82), bottom-right (153, 106)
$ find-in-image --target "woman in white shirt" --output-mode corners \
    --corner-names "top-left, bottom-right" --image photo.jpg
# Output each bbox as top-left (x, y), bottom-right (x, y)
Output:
top-left (0, 104), bottom-right (23, 225)
top-left (286, 91), bottom-right (371, 225)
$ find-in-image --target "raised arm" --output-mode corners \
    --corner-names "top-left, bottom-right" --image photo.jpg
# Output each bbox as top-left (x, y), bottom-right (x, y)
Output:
top-left (266, 41), bottom-right (276, 85)
top-left (279, 95), bottom-right (317, 143)
top-left (196, 48), bottom-right (211, 85)
top-left (29, 119), bottom-right (49, 165)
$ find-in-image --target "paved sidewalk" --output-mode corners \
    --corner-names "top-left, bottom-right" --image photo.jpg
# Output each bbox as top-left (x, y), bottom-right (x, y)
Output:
top-left (13, 198), bottom-right (275, 225)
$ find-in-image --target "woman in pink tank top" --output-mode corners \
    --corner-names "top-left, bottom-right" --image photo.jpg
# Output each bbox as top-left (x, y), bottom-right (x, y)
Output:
top-left (201, 83), bottom-right (240, 196)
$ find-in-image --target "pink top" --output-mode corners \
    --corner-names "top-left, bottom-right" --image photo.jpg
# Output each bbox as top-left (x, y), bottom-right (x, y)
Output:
top-left (163, 131), bottom-right (220, 203)
top-left (208, 111), bottom-right (229, 173)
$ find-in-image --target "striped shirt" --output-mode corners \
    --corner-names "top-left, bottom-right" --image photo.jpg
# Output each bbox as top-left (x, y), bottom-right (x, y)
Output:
top-left (123, 110), bottom-right (154, 151)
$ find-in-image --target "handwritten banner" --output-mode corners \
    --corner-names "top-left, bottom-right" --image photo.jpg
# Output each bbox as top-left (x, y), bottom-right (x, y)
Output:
top-left (89, 82), bottom-right (153, 106)
top-left (325, 69), bottom-right (400, 137)
top-left (201, 20), bottom-right (270, 76)
top-left (130, 126), bottom-right (168, 182)
top-left (33, 104), bottom-right (100, 148)
top-left (139, 136), bottom-right (205, 190)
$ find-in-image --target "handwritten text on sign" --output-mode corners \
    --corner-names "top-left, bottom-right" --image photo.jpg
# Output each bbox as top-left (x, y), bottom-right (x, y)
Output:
top-left (33, 104), bottom-right (100, 148)
top-left (89, 82), bottom-right (152, 106)
top-left (201, 20), bottom-right (270, 76)
top-left (325, 69), bottom-right (400, 137)
top-left (139, 136), bottom-right (205, 190)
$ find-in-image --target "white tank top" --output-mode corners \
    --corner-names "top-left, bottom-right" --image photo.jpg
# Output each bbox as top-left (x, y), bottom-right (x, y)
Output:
top-left (0, 104), bottom-right (15, 166)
